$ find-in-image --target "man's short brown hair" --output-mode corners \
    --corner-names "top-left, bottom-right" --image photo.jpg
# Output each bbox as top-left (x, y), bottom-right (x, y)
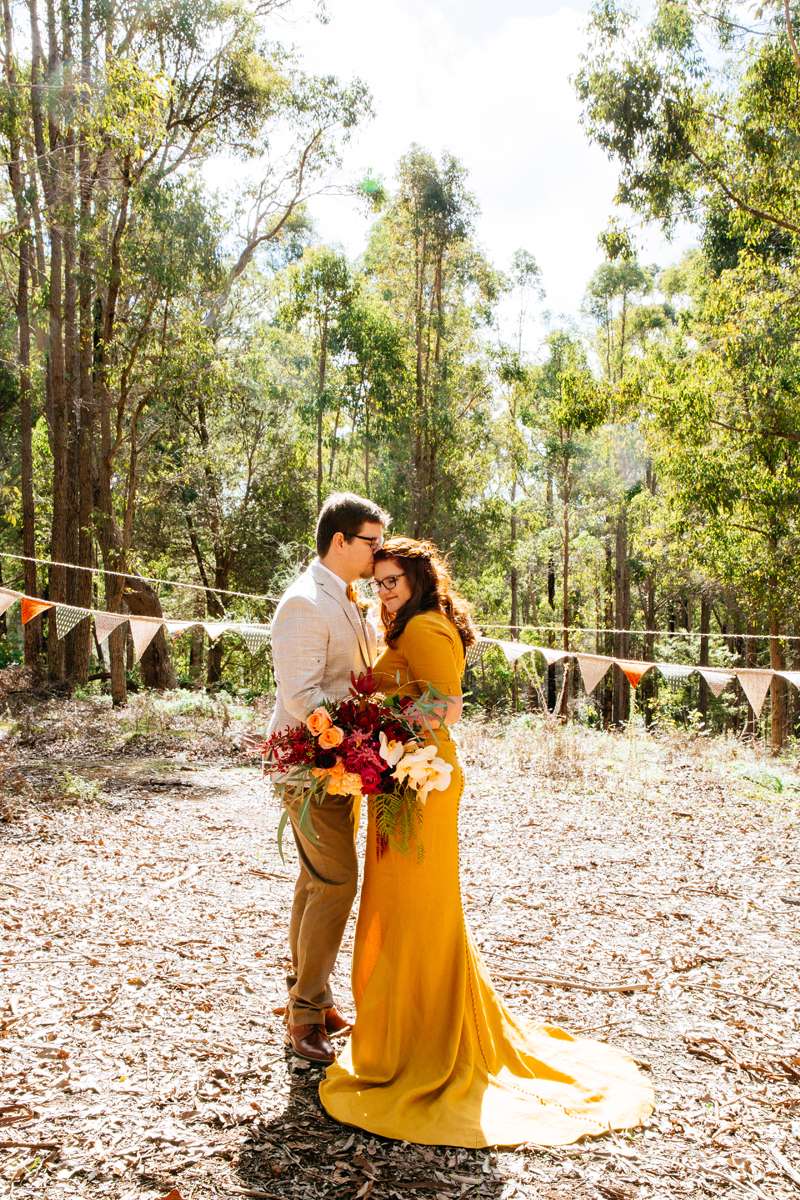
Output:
top-left (315, 492), bottom-right (391, 557)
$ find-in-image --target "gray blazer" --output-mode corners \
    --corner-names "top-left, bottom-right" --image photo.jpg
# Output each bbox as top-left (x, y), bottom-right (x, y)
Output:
top-left (267, 560), bottom-right (378, 736)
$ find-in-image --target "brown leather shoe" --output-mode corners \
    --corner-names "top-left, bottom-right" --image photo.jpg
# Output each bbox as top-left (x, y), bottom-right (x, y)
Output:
top-left (324, 1005), bottom-right (353, 1036)
top-left (286, 1021), bottom-right (335, 1065)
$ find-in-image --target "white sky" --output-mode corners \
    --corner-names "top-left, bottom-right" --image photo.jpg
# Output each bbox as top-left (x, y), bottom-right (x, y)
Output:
top-left (227, 0), bottom-right (697, 354)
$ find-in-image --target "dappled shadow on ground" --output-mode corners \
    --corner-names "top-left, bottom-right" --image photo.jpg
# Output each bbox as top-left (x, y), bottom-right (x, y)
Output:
top-left (235, 1046), bottom-right (511, 1200)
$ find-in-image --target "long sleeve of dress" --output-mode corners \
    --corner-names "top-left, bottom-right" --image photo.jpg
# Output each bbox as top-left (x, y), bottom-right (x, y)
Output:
top-left (399, 612), bottom-right (463, 698)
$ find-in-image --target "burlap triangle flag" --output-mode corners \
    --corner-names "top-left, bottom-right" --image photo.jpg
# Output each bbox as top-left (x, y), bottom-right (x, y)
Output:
top-left (93, 610), bottom-right (128, 644)
top-left (656, 662), bottom-right (695, 682)
top-left (0, 588), bottom-right (22, 617)
top-left (576, 653), bottom-right (612, 694)
top-left (615, 658), bottom-right (654, 688)
top-left (491, 639), bottom-right (536, 665)
top-left (535, 645), bottom-right (571, 666)
top-left (236, 624), bottom-right (270, 655)
top-left (129, 617), bottom-right (163, 665)
top-left (55, 604), bottom-right (90, 640)
top-left (778, 670), bottom-right (800, 691)
top-left (735, 668), bottom-right (773, 718)
top-left (21, 597), bottom-right (54, 624)
top-left (203, 621), bottom-right (229, 642)
top-left (698, 668), bottom-right (734, 697)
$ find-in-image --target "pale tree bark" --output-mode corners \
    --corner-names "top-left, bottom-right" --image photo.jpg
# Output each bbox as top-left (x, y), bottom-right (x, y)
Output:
top-left (29, 0), bottom-right (69, 680)
top-left (612, 505), bottom-right (630, 724)
top-left (698, 593), bottom-right (711, 721)
top-left (3, 0), bottom-right (40, 666)
top-left (72, 0), bottom-right (95, 683)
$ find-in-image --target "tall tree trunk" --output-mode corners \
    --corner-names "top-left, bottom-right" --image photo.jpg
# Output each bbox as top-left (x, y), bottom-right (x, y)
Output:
top-left (545, 471), bottom-right (556, 710)
top-left (124, 577), bottom-right (177, 690)
top-left (96, 163), bottom-right (131, 706)
top-left (60, 0), bottom-right (81, 678)
top-left (641, 574), bottom-right (656, 725)
top-left (412, 230), bottom-right (427, 537)
top-left (206, 562), bottom-right (229, 686)
top-left (29, 0), bottom-right (68, 680)
top-left (602, 532), bottom-right (613, 726)
top-left (558, 461), bottom-right (572, 717)
top-left (612, 504), bottom-right (630, 724)
top-left (363, 386), bottom-right (371, 494)
top-left (72, 0), bottom-right (95, 684)
top-left (769, 610), bottom-right (786, 754)
top-left (3, 0), bottom-right (40, 666)
top-left (316, 314), bottom-right (328, 511)
top-left (698, 593), bottom-right (711, 722)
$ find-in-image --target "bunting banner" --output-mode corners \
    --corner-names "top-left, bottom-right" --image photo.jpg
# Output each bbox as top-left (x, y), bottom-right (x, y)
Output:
top-left (129, 616), bottom-right (163, 665)
top-left (55, 604), bottom-right (90, 640)
top-left (576, 653), bottom-right (612, 694)
top-left (21, 597), bottom-right (54, 624)
top-left (1, 586), bottom-right (798, 719)
top-left (93, 611), bottom-right (128, 644)
top-left (0, 588), bottom-right (22, 617)
top-left (734, 668), bottom-right (774, 719)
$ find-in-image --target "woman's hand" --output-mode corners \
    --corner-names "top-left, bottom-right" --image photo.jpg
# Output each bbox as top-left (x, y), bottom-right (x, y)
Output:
top-left (408, 696), bottom-right (462, 729)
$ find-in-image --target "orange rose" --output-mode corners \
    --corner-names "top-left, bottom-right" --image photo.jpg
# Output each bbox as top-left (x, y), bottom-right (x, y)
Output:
top-left (306, 707), bottom-right (332, 736)
top-left (319, 724), bottom-right (344, 750)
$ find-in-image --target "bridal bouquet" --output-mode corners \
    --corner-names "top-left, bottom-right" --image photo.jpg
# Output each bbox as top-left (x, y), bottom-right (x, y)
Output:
top-left (261, 669), bottom-right (452, 859)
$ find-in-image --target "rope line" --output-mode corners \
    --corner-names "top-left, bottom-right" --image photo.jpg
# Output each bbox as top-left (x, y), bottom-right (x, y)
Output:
top-left (479, 622), bottom-right (800, 643)
top-left (0, 551), bottom-right (282, 603)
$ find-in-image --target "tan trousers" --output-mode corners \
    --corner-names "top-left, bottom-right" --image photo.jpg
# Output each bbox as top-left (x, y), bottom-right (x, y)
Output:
top-left (282, 788), bottom-right (359, 1025)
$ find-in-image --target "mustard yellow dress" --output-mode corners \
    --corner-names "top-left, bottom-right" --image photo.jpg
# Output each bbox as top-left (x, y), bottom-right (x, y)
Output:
top-left (319, 610), bottom-right (654, 1147)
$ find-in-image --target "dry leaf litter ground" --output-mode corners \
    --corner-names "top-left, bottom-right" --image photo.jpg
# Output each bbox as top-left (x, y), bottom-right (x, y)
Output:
top-left (0, 676), bottom-right (798, 1200)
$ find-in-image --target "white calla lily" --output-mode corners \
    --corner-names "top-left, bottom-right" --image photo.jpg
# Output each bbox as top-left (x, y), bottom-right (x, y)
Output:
top-left (378, 730), bottom-right (407, 767)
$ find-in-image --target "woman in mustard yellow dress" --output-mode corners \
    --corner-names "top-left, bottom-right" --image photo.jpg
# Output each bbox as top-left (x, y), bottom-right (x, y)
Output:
top-left (319, 537), bottom-right (654, 1148)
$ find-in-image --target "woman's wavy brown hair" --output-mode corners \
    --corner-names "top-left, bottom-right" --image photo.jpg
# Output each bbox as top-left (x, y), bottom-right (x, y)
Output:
top-left (373, 537), bottom-right (478, 651)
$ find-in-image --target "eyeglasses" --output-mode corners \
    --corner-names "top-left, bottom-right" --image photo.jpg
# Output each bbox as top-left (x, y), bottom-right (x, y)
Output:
top-left (350, 534), bottom-right (384, 550)
top-left (371, 573), bottom-right (405, 594)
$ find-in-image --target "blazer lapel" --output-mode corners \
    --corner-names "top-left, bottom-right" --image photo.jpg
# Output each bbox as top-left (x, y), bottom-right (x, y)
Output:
top-left (311, 562), bottom-right (371, 669)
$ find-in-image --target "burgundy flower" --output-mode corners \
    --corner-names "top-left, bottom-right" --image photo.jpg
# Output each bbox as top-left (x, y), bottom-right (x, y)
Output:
top-left (359, 764), bottom-right (383, 794)
top-left (350, 668), bottom-right (379, 696)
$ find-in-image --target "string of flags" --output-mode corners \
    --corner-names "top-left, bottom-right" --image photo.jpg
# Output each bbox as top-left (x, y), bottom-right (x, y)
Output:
top-left (473, 638), bottom-right (800, 719)
top-left (0, 588), bottom-right (271, 663)
top-left (1, 587), bottom-right (796, 719)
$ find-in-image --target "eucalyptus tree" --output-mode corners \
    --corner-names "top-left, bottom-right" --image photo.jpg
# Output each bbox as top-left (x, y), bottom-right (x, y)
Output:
top-left (575, 0), bottom-right (800, 252)
top-left (523, 332), bottom-right (608, 667)
top-left (642, 253), bottom-right (800, 748)
top-left (363, 146), bottom-right (500, 539)
top-left (276, 246), bottom-right (358, 509)
top-left (0, 0), bottom-right (370, 701)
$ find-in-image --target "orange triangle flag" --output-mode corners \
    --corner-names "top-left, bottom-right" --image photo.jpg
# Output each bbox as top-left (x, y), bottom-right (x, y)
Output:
top-left (21, 597), bottom-right (54, 624)
top-left (615, 658), bottom-right (654, 688)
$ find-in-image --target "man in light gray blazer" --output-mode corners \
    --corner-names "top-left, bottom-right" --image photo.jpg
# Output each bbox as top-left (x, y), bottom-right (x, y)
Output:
top-left (269, 492), bottom-right (389, 1064)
